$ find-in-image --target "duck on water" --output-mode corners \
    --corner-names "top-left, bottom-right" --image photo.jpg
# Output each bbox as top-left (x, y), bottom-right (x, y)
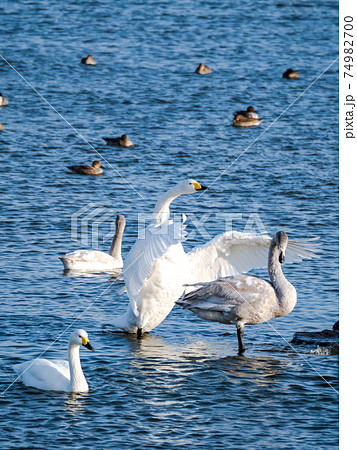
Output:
top-left (103, 134), bottom-right (133, 147)
top-left (67, 160), bottom-right (104, 175)
top-left (234, 106), bottom-right (259, 119)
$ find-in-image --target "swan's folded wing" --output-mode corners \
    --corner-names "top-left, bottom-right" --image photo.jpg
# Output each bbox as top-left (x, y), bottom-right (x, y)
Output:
top-left (13, 359), bottom-right (70, 391)
top-left (178, 279), bottom-right (239, 308)
top-left (63, 250), bottom-right (115, 264)
top-left (186, 232), bottom-right (320, 289)
top-left (123, 220), bottom-right (186, 315)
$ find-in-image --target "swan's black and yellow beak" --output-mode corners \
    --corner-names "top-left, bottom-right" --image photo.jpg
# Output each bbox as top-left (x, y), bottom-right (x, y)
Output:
top-left (279, 252), bottom-right (285, 264)
top-left (192, 181), bottom-right (209, 191)
top-left (82, 337), bottom-right (95, 351)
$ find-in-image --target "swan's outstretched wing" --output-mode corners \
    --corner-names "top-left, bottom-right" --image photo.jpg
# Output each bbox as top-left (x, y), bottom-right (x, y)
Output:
top-left (186, 232), bottom-right (320, 288)
top-left (123, 220), bottom-right (186, 315)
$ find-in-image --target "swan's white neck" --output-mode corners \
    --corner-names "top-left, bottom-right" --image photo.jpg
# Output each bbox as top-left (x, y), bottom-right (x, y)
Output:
top-left (152, 186), bottom-right (183, 224)
top-left (109, 218), bottom-right (125, 261)
top-left (68, 344), bottom-right (88, 392)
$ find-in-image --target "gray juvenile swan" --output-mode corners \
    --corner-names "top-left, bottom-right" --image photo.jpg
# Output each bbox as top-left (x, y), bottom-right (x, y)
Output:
top-left (67, 160), bottom-right (103, 175)
top-left (177, 231), bottom-right (297, 355)
top-left (60, 215), bottom-right (126, 272)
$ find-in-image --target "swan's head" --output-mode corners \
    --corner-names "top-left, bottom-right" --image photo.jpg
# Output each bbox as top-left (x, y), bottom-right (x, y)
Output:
top-left (70, 329), bottom-right (94, 351)
top-left (275, 231), bottom-right (288, 264)
top-left (115, 214), bottom-right (126, 230)
top-left (92, 161), bottom-right (102, 168)
top-left (175, 179), bottom-right (208, 195)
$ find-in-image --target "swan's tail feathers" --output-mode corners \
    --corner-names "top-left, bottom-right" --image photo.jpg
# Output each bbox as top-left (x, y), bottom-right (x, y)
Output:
top-left (177, 285), bottom-right (215, 308)
top-left (102, 306), bottom-right (139, 333)
top-left (102, 317), bottom-right (138, 333)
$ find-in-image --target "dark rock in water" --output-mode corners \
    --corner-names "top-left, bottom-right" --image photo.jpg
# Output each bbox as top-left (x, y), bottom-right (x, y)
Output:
top-left (332, 320), bottom-right (339, 331)
top-left (291, 322), bottom-right (339, 348)
top-left (291, 330), bottom-right (339, 346)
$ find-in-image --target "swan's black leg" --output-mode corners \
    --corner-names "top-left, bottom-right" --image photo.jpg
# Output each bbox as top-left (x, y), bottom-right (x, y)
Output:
top-left (236, 325), bottom-right (245, 355)
top-left (137, 328), bottom-right (143, 338)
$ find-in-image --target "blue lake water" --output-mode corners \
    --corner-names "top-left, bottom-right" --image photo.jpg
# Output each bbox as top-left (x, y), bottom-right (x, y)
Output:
top-left (0, 0), bottom-right (338, 448)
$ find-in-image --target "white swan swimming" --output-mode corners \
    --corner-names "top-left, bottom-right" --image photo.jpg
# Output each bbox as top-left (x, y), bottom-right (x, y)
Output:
top-left (177, 231), bottom-right (297, 355)
top-left (107, 180), bottom-right (318, 336)
top-left (13, 329), bottom-right (94, 393)
top-left (60, 215), bottom-right (125, 272)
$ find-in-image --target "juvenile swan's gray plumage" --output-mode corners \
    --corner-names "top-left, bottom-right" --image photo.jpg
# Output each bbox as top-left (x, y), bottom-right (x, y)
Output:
top-left (177, 231), bottom-right (297, 355)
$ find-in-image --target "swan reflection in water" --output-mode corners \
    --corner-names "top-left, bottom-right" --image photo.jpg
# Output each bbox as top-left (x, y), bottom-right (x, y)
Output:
top-left (212, 354), bottom-right (284, 387)
top-left (62, 270), bottom-right (124, 281)
top-left (103, 327), bottom-right (284, 385)
top-left (64, 392), bottom-right (90, 416)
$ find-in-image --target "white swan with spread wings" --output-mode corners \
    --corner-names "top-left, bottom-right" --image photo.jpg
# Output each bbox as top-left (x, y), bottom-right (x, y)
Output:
top-left (107, 179), bottom-right (318, 335)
